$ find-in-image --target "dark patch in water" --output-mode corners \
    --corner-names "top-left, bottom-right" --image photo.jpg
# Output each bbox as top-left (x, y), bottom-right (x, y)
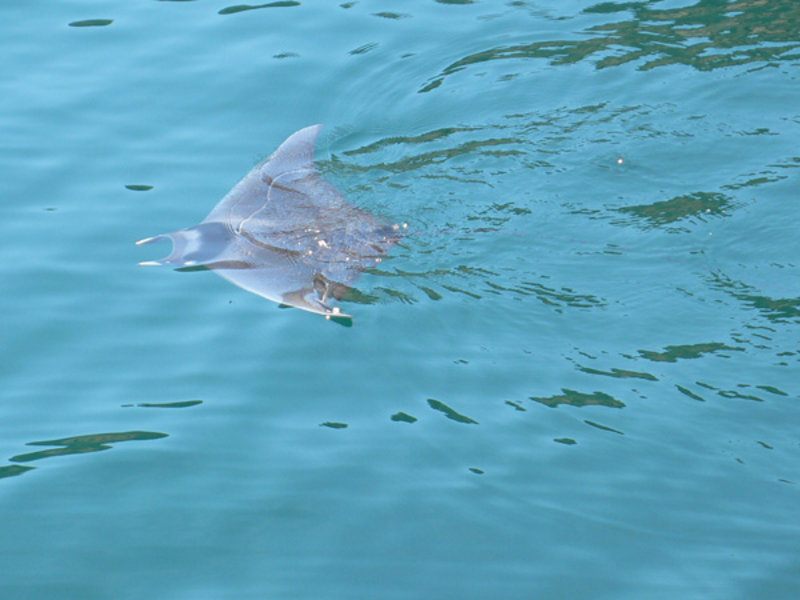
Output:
top-left (9, 431), bottom-right (168, 464)
top-left (372, 12), bottom-right (410, 20)
top-left (137, 400), bottom-right (203, 409)
top-left (709, 272), bottom-right (800, 324)
top-left (391, 412), bottom-right (418, 423)
top-left (554, 438), bottom-right (577, 445)
top-left (578, 366), bottom-right (658, 381)
top-left (419, 2), bottom-right (800, 92)
top-left (0, 465), bottom-right (36, 479)
top-left (219, 1), bottom-right (300, 15)
top-left (675, 384), bottom-right (705, 402)
top-left (531, 388), bottom-right (625, 409)
top-left (427, 398), bottom-right (478, 424)
top-left (584, 420), bottom-right (624, 435)
top-left (756, 385), bottom-right (788, 396)
top-left (68, 19), bottom-right (113, 27)
top-left (349, 42), bottom-right (379, 55)
top-left (638, 342), bottom-right (742, 362)
top-left (615, 192), bottom-right (733, 230)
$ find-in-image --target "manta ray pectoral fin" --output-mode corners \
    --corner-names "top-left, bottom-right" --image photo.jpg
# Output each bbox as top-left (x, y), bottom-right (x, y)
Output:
top-left (259, 124), bottom-right (323, 182)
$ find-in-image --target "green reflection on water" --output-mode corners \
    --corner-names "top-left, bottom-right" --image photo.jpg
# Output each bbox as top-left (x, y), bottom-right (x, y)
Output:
top-left (578, 365), bottom-right (658, 381)
top-left (420, 0), bottom-right (800, 92)
top-left (9, 431), bottom-right (168, 464)
top-left (68, 19), bottom-right (113, 27)
top-left (0, 465), bottom-right (36, 479)
top-left (554, 437), bottom-right (577, 445)
top-left (616, 192), bottom-right (734, 230)
top-left (710, 272), bottom-right (800, 324)
top-left (218, 1), bottom-right (300, 15)
top-left (676, 384), bottom-right (705, 402)
top-left (531, 388), bottom-right (625, 409)
top-left (584, 419), bottom-right (624, 435)
top-left (137, 400), bottom-right (203, 409)
top-left (390, 412), bottom-right (418, 423)
top-left (427, 398), bottom-right (478, 424)
top-left (637, 342), bottom-right (743, 362)
top-left (372, 12), bottom-right (410, 20)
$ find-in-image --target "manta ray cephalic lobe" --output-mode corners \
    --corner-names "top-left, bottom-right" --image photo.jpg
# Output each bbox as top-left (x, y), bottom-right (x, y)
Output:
top-left (136, 125), bottom-right (403, 324)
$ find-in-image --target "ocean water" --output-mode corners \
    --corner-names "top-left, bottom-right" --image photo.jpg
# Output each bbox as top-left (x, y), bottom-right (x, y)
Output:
top-left (1, 1), bottom-right (798, 598)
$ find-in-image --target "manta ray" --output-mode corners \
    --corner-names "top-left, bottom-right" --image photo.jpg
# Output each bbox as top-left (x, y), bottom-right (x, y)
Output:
top-left (137, 125), bottom-right (402, 324)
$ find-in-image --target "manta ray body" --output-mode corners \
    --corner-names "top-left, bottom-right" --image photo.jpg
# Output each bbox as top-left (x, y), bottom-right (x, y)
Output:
top-left (137, 125), bottom-right (401, 323)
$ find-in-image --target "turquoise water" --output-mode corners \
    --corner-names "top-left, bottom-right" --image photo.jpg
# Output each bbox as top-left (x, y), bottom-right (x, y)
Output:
top-left (2, 1), bottom-right (799, 598)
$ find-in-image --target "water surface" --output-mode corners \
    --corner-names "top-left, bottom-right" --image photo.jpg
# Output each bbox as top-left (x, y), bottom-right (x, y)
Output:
top-left (1, 1), bottom-right (798, 598)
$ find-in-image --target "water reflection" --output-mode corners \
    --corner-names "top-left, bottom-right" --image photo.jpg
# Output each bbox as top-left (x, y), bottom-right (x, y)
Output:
top-left (372, 12), bottom-right (410, 20)
top-left (576, 365), bottom-right (658, 381)
top-left (68, 19), bottom-right (113, 28)
top-left (0, 465), bottom-right (35, 480)
top-left (709, 271), bottom-right (800, 323)
top-left (329, 130), bottom-right (612, 307)
top-left (420, 0), bottom-right (800, 91)
top-left (324, 110), bottom-right (687, 311)
top-left (584, 419), bottom-right (624, 435)
top-left (336, 127), bottom-right (523, 175)
top-left (427, 398), bottom-right (479, 424)
top-left (637, 341), bottom-right (743, 362)
top-left (530, 388), bottom-right (625, 409)
top-left (391, 412), bottom-right (418, 423)
top-left (615, 192), bottom-right (734, 231)
top-left (134, 400), bottom-right (203, 409)
top-left (689, 380), bottom-right (790, 403)
top-left (0, 431), bottom-right (168, 479)
top-left (554, 437), bottom-right (577, 445)
top-left (218, 1), bottom-right (300, 15)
